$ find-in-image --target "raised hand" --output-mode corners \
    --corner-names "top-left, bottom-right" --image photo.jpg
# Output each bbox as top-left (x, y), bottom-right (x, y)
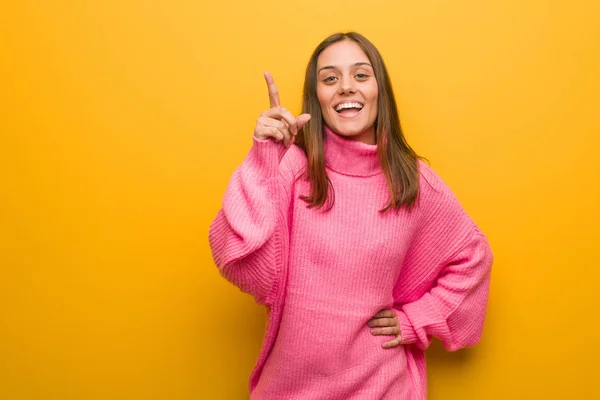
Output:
top-left (254, 71), bottom-right (311, 147)
top-left (368, 309), bottom-right (402, 349)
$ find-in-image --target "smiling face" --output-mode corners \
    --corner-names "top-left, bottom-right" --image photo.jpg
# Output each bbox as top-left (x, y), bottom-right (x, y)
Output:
top-left (316, 40), bottom-right (379, 144)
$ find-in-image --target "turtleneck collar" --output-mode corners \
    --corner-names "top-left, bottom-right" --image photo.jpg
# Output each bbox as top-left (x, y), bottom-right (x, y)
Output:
top-left (323, 125), bottom-right (381, 177)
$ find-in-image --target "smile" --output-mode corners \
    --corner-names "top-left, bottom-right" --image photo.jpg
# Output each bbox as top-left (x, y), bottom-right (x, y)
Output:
top-left (334, 101), bottom-right (365, 118)
top-left (334, 101), bottom-right (364, 112)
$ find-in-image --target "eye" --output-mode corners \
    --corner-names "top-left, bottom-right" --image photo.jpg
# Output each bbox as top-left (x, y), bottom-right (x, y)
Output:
top-left (323, 76), bottom-right (338, 83)
top-left (356, 73), bottom-right (369, 80)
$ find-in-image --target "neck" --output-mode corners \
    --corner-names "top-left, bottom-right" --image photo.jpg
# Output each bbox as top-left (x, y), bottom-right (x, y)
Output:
top-left (323, 125), bottom-right (381, 177)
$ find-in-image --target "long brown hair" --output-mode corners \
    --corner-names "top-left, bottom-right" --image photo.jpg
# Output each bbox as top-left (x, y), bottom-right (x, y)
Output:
top-left (295, 32), bottom-right (422, 212)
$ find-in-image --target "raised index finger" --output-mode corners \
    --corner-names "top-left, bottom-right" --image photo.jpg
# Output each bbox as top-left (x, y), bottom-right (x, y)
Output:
top-left (264, 71), bottom-right (280, 109)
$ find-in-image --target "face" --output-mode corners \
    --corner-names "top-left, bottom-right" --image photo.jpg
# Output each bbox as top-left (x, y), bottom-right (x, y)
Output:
top-left (316, 40), bottom-right (379, 144)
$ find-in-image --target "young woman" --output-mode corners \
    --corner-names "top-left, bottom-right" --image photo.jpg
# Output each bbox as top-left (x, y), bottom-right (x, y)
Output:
top-left (209, 32), bottom-right (493, 400)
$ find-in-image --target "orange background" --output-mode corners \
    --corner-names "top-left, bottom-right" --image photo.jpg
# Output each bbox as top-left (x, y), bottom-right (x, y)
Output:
top-left (1, 1), bottom-right (599, 399)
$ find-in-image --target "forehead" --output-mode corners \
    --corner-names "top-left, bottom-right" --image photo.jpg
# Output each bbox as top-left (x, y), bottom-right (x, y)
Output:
top-left (317, 40), bottom-right (370, 68)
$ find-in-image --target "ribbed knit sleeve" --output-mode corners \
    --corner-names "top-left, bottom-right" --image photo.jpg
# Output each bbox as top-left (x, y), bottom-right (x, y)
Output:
top-left (208, 137), bottom-right (301, 306)
top-left (392, 163), bottom-right (494, 351)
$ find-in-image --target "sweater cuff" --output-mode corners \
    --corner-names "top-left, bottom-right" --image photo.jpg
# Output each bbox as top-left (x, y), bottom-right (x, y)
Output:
top-left (248, 136), bottom-right (289, 179)
top-left (396, 310), bottom-right (418, 345)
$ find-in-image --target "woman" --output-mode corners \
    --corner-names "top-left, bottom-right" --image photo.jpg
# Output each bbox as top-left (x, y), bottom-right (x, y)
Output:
top-left (208, 32), bottom-right (493, 399)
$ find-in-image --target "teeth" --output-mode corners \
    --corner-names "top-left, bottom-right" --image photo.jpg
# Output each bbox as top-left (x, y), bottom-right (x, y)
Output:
top-left (335, 102), bottom-right (364, 111)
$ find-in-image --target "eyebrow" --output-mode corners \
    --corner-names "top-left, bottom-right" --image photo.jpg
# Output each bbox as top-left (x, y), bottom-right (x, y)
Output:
top-left (317, 62), bottom-right (373, 73)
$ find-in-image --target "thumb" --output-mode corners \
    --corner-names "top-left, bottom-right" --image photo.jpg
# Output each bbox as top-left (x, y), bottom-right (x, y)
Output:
top-left (296, 113), bottom-right (311, 130)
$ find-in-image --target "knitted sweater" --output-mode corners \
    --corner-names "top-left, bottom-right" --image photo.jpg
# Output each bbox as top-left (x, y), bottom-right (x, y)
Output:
top-left (208, 126), bottom-right (493, 399)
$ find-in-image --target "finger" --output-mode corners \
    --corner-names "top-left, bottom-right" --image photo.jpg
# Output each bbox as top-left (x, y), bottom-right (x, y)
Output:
top-left (261, 117), bottom-right (292, 146)
top-left (296, 113), bottom-right (311, 131)
top-left (382, 335), bottom-right (402, 349)
top-left (255, 125), bottom-right (285, 142)
top-left (370, 326), bottom-right (400, 336)
top-left (367, 317), bottom-right (397, 328)
top-left (264, 71), bottom-right (281, 109)
top-left (262, 108), bottom-right (298, 135)
top-left (280, 108), bottom-right (298, 136)
top-left (373, 309), bottom-right (396, 319)
top-left (266, 127), bottom-right (285, 142)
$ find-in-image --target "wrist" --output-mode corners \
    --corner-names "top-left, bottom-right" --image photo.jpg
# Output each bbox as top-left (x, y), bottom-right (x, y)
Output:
top-left (395, 309), bottom-right (418, 345)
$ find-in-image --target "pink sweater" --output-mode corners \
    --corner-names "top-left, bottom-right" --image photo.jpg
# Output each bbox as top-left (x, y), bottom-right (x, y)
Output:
top-left (208, 126), bottom-right (493, 399)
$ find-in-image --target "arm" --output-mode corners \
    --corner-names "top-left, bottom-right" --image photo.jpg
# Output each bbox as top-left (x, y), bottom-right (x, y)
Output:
top-left (208, 137), bottom-right (298, 306)
top-left (208, 72), bottom-right (310, 307)
top-left (395, 228), bottom-right (493, 351)
top-left (392, 163), bottom-right (494, 351)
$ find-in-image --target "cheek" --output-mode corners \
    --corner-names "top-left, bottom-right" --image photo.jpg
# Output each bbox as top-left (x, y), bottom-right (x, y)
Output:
top-left (368, 88), bottom-right (378, 117)
top-left (368, 84), bottom-right (379, 105)
top-left (316, 88), bottom-right (330, 111)
top-left (368, 89), bottom-right (378, 120)
top-left (317, 93), bottom-right (334, 123)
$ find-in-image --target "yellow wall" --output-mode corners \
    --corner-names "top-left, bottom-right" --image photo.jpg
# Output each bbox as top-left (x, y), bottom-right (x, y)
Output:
top-left (1, 1), bottom-right (599, 398)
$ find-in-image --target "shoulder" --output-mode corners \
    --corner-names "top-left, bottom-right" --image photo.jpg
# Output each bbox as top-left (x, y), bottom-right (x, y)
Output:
top-left (413, 161), bottom-right (481, 249)
top-left (416, 160), bottom-right (472, 224)
top-left (417, 160), bottom-right (455, 199)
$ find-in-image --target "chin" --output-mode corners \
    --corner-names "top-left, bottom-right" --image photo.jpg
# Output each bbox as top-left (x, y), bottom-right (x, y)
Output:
top-left (331, 123), bottom-right (371, 137)
top-left (336, 129), bottom-right (363, 137)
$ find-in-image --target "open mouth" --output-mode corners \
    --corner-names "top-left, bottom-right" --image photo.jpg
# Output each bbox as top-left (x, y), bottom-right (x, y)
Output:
top-left (334, 102), bottom-right (364, 116)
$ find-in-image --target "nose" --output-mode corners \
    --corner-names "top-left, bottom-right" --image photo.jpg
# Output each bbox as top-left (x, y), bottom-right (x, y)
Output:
top-left (338, 75), bottom-right (356, 95)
